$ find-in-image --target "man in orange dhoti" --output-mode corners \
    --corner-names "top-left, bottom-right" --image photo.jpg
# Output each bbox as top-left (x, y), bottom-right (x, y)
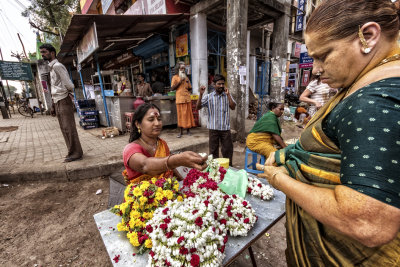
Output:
top-left (171, 61), bottom-right (195, 138)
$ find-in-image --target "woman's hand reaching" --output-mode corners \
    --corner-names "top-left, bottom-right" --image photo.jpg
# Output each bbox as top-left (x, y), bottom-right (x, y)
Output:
top-left (170, 152), bottom-right (208, 171)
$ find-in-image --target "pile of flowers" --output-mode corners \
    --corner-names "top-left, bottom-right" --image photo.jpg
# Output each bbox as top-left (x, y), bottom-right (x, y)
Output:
top-left (146, 195), bottom-right (227, 267)
top-left (110, 177), bottom-right (183, 254)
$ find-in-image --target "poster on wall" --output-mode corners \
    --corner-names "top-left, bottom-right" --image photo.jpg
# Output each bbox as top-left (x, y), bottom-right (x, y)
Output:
top-left (301, 69), bottom-right (311, 86)
top-left (175, 34), bottom-right (188, 58)
top-left (76, 23), bottom-right (99, 64)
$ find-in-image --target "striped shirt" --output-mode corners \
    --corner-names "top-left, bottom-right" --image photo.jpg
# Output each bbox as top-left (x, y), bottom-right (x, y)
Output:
top-left (307, 80), bottom-right (336, 115)
top-left (201, 91), bottom-right (236, 131)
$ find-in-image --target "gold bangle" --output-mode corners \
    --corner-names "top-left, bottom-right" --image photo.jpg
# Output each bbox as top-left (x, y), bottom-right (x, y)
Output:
top-left (165, 155), bottom-right (172, 171)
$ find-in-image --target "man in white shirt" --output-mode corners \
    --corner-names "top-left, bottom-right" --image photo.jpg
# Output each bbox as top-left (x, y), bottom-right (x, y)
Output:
top-left (40, 44), bottom-right (83, 162)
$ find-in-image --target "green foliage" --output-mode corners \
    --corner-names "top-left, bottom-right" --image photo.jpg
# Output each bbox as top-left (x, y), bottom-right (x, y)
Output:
top-left (22, 0), bottom-right (80, 49)
top-left (4, 85), bottom-right (18, 99)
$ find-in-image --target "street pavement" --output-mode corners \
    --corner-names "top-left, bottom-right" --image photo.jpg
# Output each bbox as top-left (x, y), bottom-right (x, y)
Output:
top-left (0, 113), bottom-right (211, 182)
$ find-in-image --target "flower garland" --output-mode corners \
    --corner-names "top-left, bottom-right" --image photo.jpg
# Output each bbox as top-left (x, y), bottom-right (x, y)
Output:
top-left (247, 176), bottom-right (274, 200)
top-left (146, 195), bottom-right (227, 267)
top-left (110, 177), bottom-right (183, 254)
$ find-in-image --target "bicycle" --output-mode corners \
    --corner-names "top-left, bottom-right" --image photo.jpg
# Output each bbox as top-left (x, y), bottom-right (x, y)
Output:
top-left (18, 99), bottom-right (34, 118)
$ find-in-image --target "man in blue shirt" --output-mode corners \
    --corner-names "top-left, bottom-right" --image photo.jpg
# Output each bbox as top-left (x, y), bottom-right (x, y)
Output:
top-left (196, 74), bottom-right (236, 165)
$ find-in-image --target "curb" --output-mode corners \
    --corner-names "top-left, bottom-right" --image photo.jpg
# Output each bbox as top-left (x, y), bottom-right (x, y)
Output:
top-left (0, 140), bottom-right (209, 183)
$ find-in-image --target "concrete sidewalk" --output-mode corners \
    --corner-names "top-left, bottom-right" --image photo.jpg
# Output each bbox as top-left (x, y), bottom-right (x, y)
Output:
top-left (0, 113), bottom-right (211, 182)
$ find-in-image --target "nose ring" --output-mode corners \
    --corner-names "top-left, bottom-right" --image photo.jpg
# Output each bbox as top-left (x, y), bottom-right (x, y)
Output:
top-left (316, 71), bottom-right (322, 76)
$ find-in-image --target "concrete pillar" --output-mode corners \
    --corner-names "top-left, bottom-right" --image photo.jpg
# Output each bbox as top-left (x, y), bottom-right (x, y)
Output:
top-left (226, 0), bottom-right (248, 142)
top-left (190, 13), bottom-right (208, 127)
top-left (270, 2), bottom-right (290, 102)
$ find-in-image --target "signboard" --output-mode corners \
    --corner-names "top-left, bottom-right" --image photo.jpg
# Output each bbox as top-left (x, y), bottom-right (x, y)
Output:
top-left (125, 0), bottom-right (143, 14)
top-left (175, 34), bottom-right (188, 57)
top-left (0, 61), bottom-right (33, 81)
top-left (101, 0), bottom-right (113, 14)
top-left (80, 0), bottom-right (94, 14)
top-left (76, 23), bottom-right (99, 64)
top-left (301, 69), bottom-right (311, 86)
top-left (299, 52), bottom-right (313, 68)
top-left (295, 0), bottom-right (306, 32)
top-left (294, 42), bottom-right (302, 58)
top-left (146, 0), bottom-right (166, 14)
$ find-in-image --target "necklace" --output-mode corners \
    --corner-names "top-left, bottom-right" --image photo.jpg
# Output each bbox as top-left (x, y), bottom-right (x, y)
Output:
top-left (139, 137), bottom-right (158, 155)
top-left (344, 53), bottom-right (400, 98)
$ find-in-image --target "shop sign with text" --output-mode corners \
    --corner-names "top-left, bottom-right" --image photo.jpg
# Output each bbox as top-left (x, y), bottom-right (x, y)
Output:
top-left (299, 52), bottom-right (313, 68)
top-left (77, 23), bottom-right (99, 64)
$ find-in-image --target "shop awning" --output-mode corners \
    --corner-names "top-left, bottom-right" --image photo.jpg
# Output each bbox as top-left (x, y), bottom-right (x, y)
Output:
top-left (58, 13), bottom-right (188, 66)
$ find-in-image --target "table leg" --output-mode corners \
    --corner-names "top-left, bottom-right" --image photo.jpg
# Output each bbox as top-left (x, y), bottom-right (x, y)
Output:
top-left (248, 246), bottom-right (258, 267)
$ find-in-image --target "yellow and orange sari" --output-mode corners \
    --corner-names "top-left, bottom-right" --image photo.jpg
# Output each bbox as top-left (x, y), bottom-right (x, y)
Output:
top-left (122, 138), bottom-right (174, 185)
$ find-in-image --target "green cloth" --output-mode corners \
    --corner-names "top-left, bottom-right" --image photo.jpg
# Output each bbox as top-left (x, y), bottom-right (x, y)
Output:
top-left (274, 80), bottom-right (400, 266)
top-left (250, 111), bottom-right (281, 135)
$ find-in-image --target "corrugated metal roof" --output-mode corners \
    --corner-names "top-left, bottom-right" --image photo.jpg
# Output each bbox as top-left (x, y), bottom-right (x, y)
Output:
top-left (58, 13), bottom-right (188, 65)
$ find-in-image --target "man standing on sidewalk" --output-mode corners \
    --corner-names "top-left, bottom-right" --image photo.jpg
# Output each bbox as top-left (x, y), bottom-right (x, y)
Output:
top-left (40, 44), bottom-right (83, 162)
top-left (196, 74), bottom-right (236, 165)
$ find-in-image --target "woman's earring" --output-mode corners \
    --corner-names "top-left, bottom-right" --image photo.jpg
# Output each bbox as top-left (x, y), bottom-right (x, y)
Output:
top-left (138, 128), bottom-right (141, 134)
top-left (358, 26), bottom-right (371, 54)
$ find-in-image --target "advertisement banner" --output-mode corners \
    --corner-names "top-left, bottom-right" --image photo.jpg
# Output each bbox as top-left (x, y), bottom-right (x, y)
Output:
top-left (175, 34), bottom-right (188, 58)
top-left (301, 69), bottom-right (311, 86)
top-left (295, 0), bottom-right (306, 32)
top-left (80, 0), bottom-right (94, 14)
top-left (76, 23), bottom-right (99, 64)
top-left (294, 42), bottom-right (302, 58)
top-left (146, 0), bottom-right (166, 14)
top-left (299, 52), bottom-right (313, 68)
top-left (101, 0), bottom-right (113, 14)
top-left (0, 61), bottom-right (33, 81)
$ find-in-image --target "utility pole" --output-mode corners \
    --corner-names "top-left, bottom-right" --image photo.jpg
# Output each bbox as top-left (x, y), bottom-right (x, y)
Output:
top-left (0, 48), bottom-right (13, 101)
top-left (0, 48), bottom-right (13, 116)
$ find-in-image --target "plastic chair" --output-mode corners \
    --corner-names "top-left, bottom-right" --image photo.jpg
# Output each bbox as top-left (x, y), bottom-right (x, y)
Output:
top-left (244, 147), bottom-right (266, 174)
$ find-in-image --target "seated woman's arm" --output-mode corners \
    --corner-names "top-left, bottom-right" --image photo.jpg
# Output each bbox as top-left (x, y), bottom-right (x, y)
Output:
top-left (271, 133), bottom-right (287, 148)
top-left (128, 151), bottom-right (207, 176)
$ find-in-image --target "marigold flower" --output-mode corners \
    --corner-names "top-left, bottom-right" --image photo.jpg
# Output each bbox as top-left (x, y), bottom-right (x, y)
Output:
top-left (145, 239), bottom-right (152, 248)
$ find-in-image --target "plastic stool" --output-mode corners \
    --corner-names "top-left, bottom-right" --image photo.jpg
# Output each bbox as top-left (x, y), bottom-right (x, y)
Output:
top-left (124, 112), bottom-right (134, 133)
top-left (244, 147), bottom-right (266, 174)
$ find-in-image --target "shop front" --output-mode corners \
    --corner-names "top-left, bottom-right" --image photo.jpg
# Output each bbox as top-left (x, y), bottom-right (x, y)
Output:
top-left (58, 13), bottom-right (188, 132)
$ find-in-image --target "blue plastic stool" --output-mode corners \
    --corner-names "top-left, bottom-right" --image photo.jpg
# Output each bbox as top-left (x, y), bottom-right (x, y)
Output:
top-left (244, 147), bottom-right (266, 174)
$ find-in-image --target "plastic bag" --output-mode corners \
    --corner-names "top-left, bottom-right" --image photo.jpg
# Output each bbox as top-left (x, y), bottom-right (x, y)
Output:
top-left (218, 169), bottom-right (248, 199)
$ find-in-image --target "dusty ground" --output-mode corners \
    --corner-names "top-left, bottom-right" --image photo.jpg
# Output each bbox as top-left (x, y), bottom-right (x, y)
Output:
top-left (0, 122), bottom-right (302, 267)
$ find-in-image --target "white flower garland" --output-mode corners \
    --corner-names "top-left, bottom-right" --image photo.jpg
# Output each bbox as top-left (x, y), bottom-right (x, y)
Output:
top-left (147, 196), bottom-right (227, 267)
top-left (247, 176), bottom-right (274, 201)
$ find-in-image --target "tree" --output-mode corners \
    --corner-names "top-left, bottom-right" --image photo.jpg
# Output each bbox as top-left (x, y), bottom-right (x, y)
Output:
top-left (4, 85), bottom-right (18, 100)
top-left (22, 0), bottom-right (81, 50)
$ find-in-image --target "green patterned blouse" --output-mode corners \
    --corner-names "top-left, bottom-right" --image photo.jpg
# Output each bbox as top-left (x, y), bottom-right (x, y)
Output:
top-left (323, 78), bottom-right (400, 208)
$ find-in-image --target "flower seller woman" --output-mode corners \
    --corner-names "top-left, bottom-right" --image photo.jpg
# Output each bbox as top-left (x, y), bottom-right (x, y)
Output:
top-left (123, 103), bottom-right (207, 184)
top-left (259, 0), bottom-right (400, 265)
top-left (246, 102), bottom-right (287, 158)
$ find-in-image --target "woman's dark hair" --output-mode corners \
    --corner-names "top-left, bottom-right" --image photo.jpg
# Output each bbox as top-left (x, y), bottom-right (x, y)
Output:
top-left (268, 102), bottom-right (282, 111)
top-left (306, 0), bottom-right (400, 42)
top-left (39, 43), bottom-right (57, 55)
top-left (129, 103), bottom-right (161, 142)
top-left (213, 74), bottom-right (225, 83)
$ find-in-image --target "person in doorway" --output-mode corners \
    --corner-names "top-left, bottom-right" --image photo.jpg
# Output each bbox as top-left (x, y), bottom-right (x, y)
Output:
top-left (123, 103), bottom-right (207, 184)
top-left (171, 61), bottom-right (195, 138)
top-left (246, 102), bottom-right (287, 158)
top-left (259, 0), bottom-right (400, 265)
top-left (40, 43), bottom-right (83, 162)
top-left (299, 72), bottom-right (338, 117)
top-left (136, 73), bottom-right (153, 97)
top-left (151, 74), bottom-right (165, 95)
top-left (196, 74), bottom-right (236, 165)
